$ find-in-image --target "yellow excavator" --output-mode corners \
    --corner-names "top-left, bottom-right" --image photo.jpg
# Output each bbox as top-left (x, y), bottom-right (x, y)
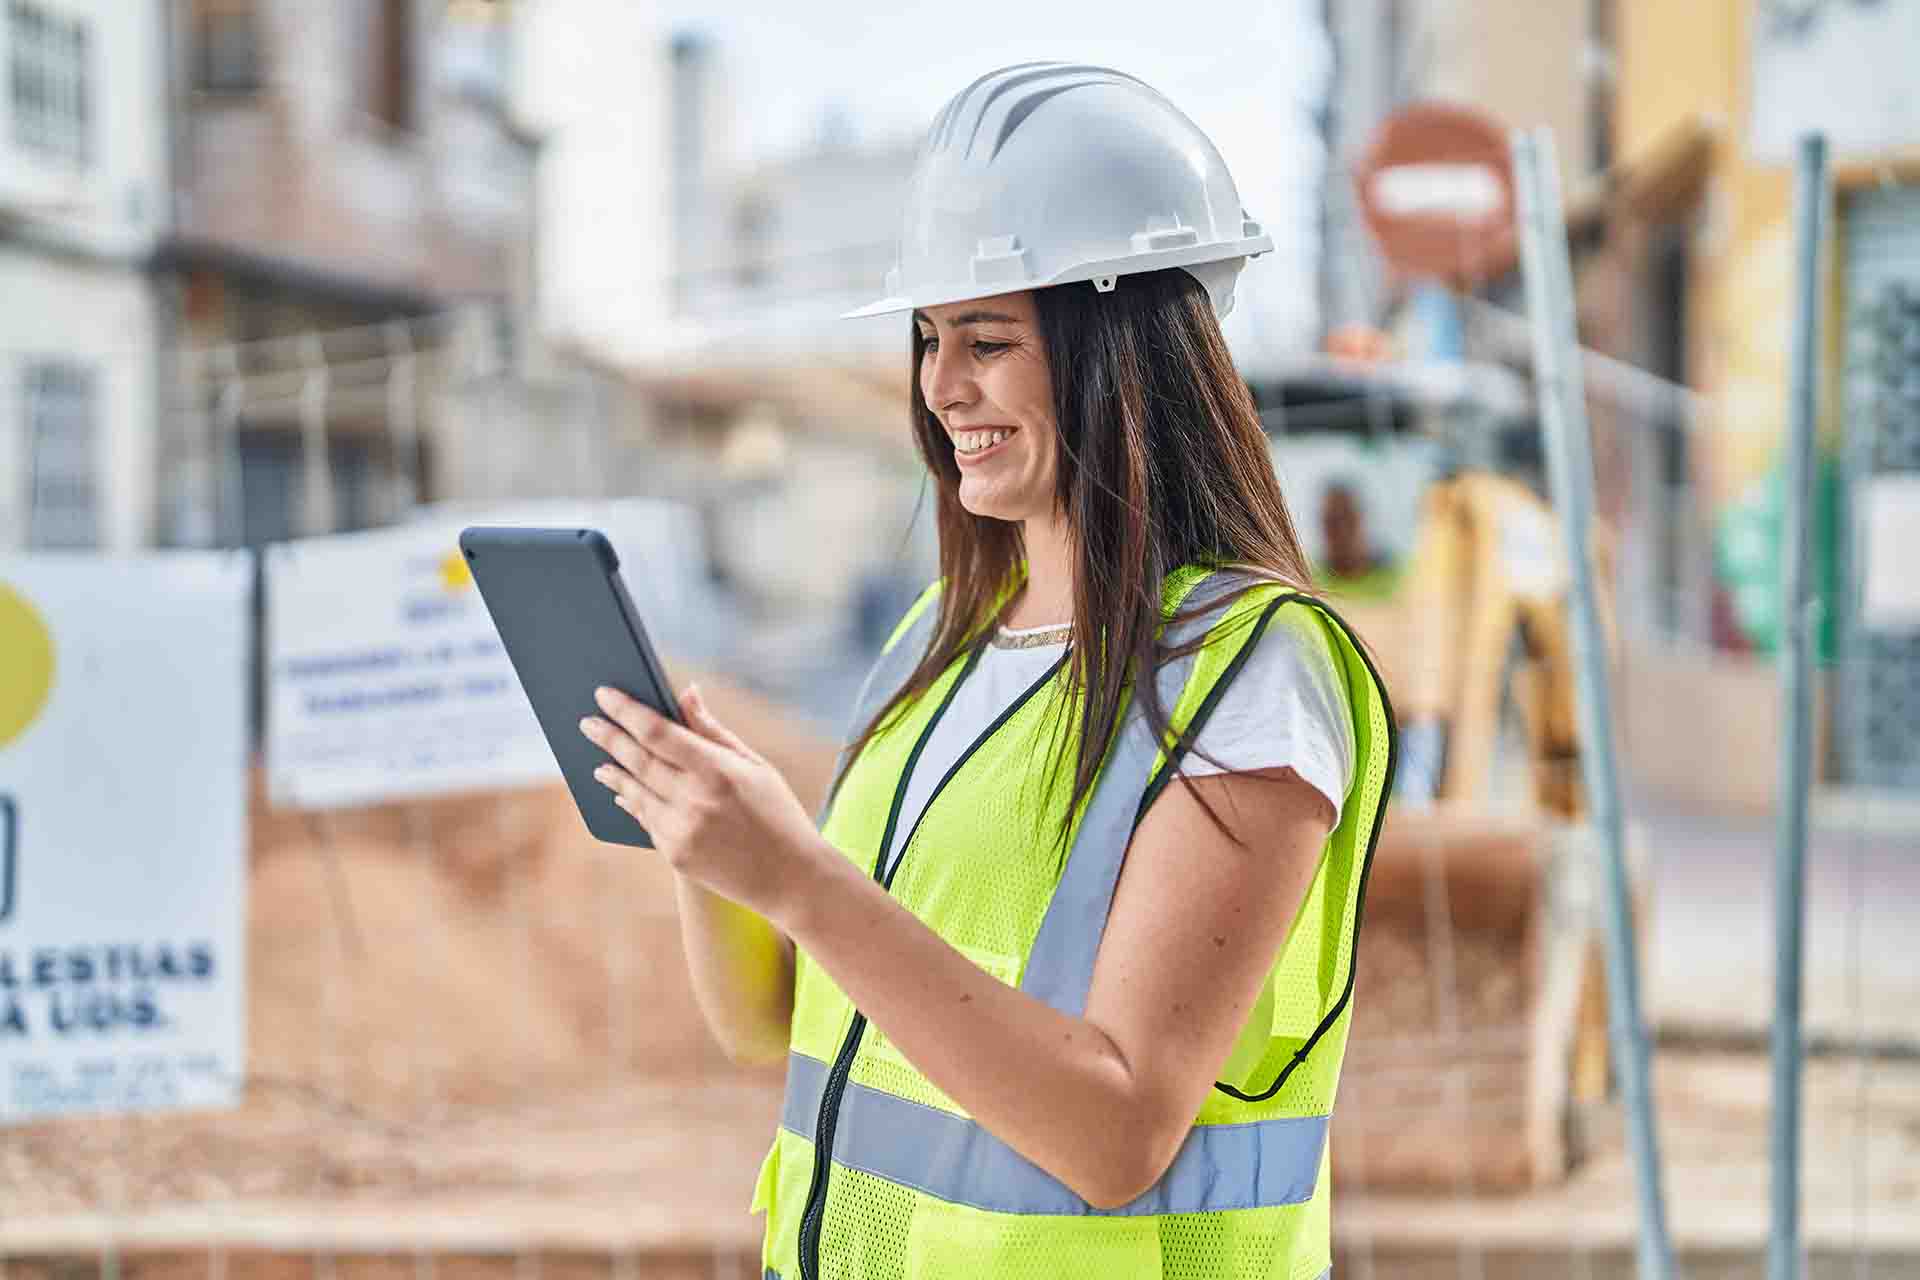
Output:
top-left (1253, 356), bottom-right (1628, 1190)
top-left (1386, 467), bottom-right (1615, 821)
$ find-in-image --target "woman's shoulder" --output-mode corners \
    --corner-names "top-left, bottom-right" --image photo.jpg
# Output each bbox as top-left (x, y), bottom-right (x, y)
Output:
top-left (880, 578), bottom-right (946, 654)
top-left (1183, 569), bottom-right (1397, 801)
top-left (1178, 566), bottom-right (1384, 735)
top-left (1181, 565), bottom-right (1319, 644)
top-left (1187, 565), bottom-right (1371, 665)
top-left (1178, 577), bottom-right (1359, 820)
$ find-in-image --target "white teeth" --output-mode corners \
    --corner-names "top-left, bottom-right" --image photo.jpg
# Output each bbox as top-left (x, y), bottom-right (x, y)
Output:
top-left (955, 429), bottom-right (1010, 455)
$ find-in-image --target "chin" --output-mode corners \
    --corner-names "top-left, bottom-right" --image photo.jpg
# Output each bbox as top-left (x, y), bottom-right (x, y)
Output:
top-left (959, 500), bottom-right (1020, 523)
top-left (956, 484), bottom-right (1037, 524)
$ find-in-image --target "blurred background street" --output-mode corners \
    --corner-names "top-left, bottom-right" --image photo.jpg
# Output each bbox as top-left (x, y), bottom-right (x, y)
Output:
top-left (1, 0), bottom-right (1917, 1276)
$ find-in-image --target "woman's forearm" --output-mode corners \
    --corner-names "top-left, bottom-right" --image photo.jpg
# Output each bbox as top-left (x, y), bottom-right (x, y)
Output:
top-left (776, 840), bottom-right (1177, 1210)
top-left (673, 873), bottom-right (795, 1067)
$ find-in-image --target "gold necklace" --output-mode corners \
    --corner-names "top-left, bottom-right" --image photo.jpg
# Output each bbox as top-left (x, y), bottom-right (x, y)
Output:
top-left (990, 623), bottom-right (1072, 650)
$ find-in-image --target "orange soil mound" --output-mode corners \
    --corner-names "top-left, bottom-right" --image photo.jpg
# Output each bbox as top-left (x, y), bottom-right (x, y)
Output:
top-left (3, 671), bottom-right (1551, 1232)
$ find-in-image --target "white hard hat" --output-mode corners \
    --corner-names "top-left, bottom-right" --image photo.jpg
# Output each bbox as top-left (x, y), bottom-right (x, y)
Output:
top-left (845, 62), bottom-right (1272, 322)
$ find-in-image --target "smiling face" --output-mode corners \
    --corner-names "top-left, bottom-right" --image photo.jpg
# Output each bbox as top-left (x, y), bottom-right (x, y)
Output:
top-left (913, 291), bottom-right (1059, 524)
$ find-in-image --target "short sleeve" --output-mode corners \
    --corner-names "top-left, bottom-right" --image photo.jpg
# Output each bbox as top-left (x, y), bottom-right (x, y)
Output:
top-left (1179, 608), bottom-right (1356, 829)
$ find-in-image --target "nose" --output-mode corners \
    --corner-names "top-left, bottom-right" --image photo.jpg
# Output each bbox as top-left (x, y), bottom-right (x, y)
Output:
top-left (921, 337), bottom-right (975, 417)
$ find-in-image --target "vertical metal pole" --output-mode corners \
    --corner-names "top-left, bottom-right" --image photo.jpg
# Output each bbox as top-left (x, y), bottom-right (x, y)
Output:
top-left (384, 319), bottom-right (420, 520)
top-left (175, 346), bottom-right (217, 547)
top-left (1771, 131), bottom-right (1828, 1280)
top-left (298, 333), bottom-right (336, 536)
top-left (1511, 127), bottom-right (1677, 1280)
top-left (211, 346), bottom-right (245, 548)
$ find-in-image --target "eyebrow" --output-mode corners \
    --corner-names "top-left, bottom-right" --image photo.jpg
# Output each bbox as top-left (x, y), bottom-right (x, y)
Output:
top-left (912, 309), bottom-right (1022, 328)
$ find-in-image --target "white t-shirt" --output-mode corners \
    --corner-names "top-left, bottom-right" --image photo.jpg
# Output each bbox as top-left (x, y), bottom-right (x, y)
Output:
top-left (881, 614), bottom-right (1354, 875)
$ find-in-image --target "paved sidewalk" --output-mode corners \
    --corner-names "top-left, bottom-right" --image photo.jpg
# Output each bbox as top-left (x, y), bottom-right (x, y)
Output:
top-left (1642, 799), bottom-right (1919, 1049)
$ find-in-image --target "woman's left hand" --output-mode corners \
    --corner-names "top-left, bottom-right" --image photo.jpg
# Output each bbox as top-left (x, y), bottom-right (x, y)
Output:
top-left (579, 683), bottom-right (829, 925)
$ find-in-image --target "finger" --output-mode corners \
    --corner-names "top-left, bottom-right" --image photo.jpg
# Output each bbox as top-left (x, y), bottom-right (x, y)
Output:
top-left (612, 787), bottom-right (654, 832)
top-left (595, 761), bottom-right (665, 807)
top-left (598, 764), bottom-right (667, 832)
top-left (594, 686), bottom-right (722, 773)
top-left (581, 714), bottom-right (683, 790)
top-left (682, 684), bottom-right (758, 759)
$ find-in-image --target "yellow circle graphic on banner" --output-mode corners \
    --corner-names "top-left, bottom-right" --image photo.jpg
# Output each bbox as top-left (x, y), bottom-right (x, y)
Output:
top-left (0, 581), bottom-right (56, 749)
top-left (439, 549), bottom-right (474, 592)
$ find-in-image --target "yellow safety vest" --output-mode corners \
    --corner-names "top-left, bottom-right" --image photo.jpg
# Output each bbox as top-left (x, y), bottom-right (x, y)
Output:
top-left (751, 564), bottom-right (1397, 1279)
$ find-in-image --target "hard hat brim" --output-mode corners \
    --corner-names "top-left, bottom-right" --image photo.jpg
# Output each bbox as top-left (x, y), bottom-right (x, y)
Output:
top-left (839, 233), bottom-right (1274, 321)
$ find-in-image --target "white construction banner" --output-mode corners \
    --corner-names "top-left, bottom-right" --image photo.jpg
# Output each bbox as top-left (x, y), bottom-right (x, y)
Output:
top-left (1862, 475), bottom-right (1920, 628)
top-left (0, 552), bottom-right (252, 1123)
top-left (265, 499), bottom-right (706, 810)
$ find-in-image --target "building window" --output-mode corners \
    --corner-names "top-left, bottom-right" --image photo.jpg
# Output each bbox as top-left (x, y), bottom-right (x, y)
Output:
top-left (7, 0), bottom-right (89, 166)
top-left (733, 190), bottom-right (775, 289)
top-left (438, 0), bottom-right (507, 106)
top-left (235, 430), bottom-right (380, 547)
top-left (195, 5), bottom-right (261, 94)
top-left (24, 359), bottom-right (101, 549)
top-left (369, 0), bottom-right (414, 132)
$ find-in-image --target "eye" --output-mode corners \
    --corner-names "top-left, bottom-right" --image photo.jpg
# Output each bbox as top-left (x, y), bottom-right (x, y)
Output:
top-left (970, 340), bottom-right (1011, 358)
top-left (919, 334), bottom-right (938, 352)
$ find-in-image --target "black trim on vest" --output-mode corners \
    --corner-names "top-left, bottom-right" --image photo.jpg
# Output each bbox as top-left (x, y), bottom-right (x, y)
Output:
top-left (1132, 599), bottom-right (1284, 823)
top-left (797, 642), bottom-right (1069, 1280)
top-left (1129, 591), bottom-right (1399, 1106)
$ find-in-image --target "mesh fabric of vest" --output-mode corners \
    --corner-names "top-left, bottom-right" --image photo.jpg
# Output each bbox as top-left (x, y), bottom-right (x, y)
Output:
top-left (753, 565), bottom-right (1394, 1280)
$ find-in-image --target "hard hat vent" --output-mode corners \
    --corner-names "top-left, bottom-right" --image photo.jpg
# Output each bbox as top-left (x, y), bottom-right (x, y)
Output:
top-left (928, 62), bottom-right (1158, 162)
top-left (971, 235), bottom-right (1030, 285)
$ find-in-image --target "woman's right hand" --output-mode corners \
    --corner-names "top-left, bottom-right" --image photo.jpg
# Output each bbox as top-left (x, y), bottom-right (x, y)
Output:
top-left (680, 684), bottom-right (760, 764)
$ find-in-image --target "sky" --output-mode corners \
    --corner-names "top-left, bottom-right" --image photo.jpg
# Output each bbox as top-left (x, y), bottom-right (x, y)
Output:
top-left (650, 0), bottom-right (1334, 355)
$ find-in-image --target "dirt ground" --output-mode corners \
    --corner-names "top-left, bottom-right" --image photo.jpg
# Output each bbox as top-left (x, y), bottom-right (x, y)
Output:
top-left (6, 1049), bottom-right (1915, 1272)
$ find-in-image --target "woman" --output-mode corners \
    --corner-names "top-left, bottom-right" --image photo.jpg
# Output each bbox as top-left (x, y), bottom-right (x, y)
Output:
top-left (578, 63), bottom-right (1395, 1280)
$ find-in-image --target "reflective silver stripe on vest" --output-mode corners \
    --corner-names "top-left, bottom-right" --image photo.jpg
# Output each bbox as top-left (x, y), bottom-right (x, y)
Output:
top-left (816, 592), bottom-right (943, 827)
top-left (782, 1051), bottom-right (1327, 1216)
top-left (1020, 569), bottom-right (1248, 1017)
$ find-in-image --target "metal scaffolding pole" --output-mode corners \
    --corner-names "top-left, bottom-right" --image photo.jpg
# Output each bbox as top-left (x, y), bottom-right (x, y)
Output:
top-left (1770, 131), bottom-right (1829, 1280)
top-left (1511, 126), bottom-right (1677, 1280)
top-left (298, 334), bottom-right (337, 538)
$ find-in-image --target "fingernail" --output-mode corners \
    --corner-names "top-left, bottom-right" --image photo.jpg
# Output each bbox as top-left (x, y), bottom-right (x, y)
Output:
top-left (579, 716), bottom-right (596, 734)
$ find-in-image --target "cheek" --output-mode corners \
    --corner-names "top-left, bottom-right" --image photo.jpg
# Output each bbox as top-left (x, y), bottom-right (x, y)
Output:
top-left (1028, 422), bottom-right (1061, 479)
top-left (1021, 399), bottom-right (1060, 478)
top-left (1001, 368), bottom-right (1056, 464)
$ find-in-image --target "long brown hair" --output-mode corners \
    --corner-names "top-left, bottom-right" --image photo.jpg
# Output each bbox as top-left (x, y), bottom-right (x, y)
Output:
top-left (849, 267), bottom-right (1318, 848)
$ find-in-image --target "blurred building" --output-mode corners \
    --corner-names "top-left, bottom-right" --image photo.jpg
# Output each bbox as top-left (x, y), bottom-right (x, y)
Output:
top-left (1611, 0), bottom-right (1920, 791)
top-left (617, 32), bottom-right (934, 663)
top-left (156, 0), bottom-right (540, 548)
top-left (662, 32), bottom-right (908, 362)
top-left (1326, 0), bottom-right (1920, 798)
top-left (1321, 0), bottom-right (1607, 336)
top-left (510, 0), bottom-right (671, 362)
top-left (0, 0), bottom-right (170, 552)
top-left (0, 0), bottom-right (666, 559)
top-left (166, 0), bottom-right (532, 323)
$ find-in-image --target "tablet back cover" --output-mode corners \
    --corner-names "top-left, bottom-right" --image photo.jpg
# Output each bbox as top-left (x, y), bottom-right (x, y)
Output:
top-left (459, 526), bottom-right (674, 848)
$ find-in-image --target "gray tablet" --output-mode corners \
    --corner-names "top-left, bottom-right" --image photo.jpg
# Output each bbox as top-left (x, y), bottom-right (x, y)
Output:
top-left (458, 525), bottom-right (683, 848)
